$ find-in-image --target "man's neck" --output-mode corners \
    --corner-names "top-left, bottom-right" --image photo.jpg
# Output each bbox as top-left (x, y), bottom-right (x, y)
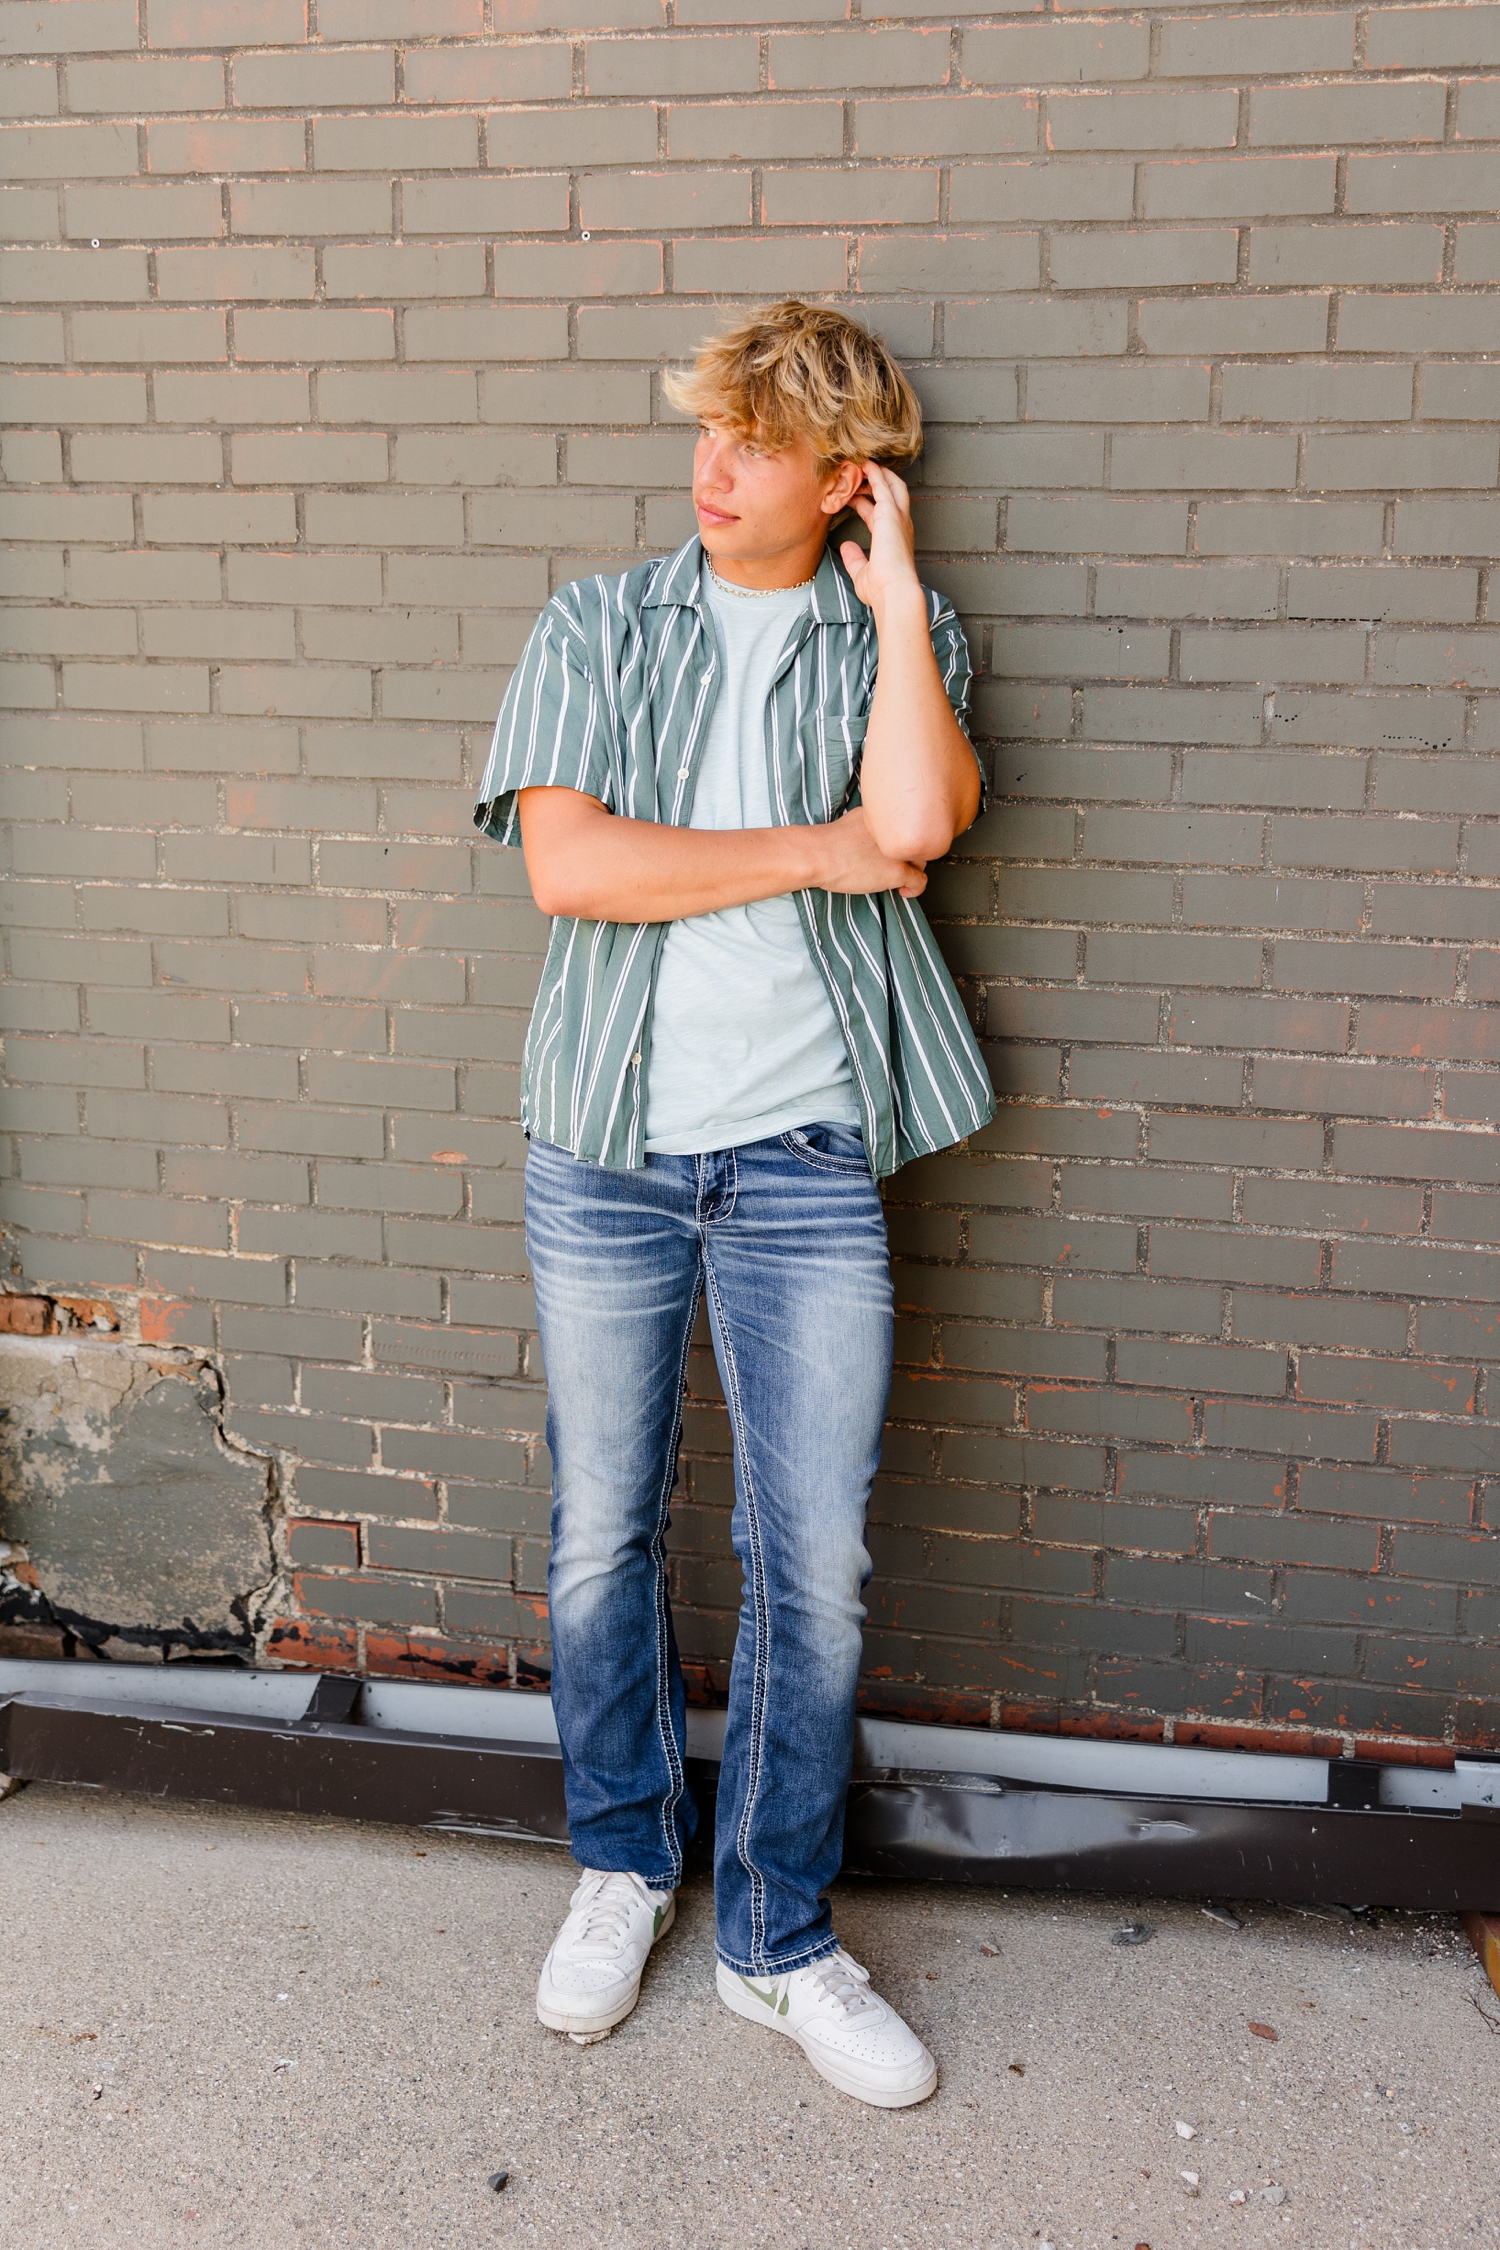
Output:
top-left (704, 536), bottom-right (826, 593)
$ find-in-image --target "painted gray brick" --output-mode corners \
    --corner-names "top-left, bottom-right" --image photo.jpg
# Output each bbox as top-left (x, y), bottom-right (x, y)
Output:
top-left (1246, 220), bottom-right (1444, 286)
top-left (1025, 1387), bottom-right (1195, 1448)
top-left (1221, 362), bottom-right (1415, 425)
top-left (1232, 1291), bottom-right (1409, 1354)
top-left (1305, 429), bottom-right (1500, 492)
top-left (667, 101), bottom-right (843, 161)
top-left (1136, 296), bottom-right (1332, 356)
top-left (1113, 430), bottom-right (1299, 491)
top-left (1277, 1574), bottom-right (1457, 1633)
top-left (947, 161), bottom-right (1132, 225)
top-left (367, 1524), bottom-right (514, 1584)
top-left (769, 28), bottom-right (951, 90)
top-left (1045, 88), bottom-right (1239, 152)
top-left (1346, 149), bottom-right (1500, 216)
top-left (1150, 1228), bottom-right (1324, 1291)
top-left (1141, 155), bottom-right (1338, 222)
top-left (854, 94), bottom-right (1037, 158)
top-left (1158, 13), bottom-right (1357, 76)
top-left (1049, 229), bottom-right (1238, 290)
top-left (1339, 294), bottom-right (1500, 355)
top-left (947, 298), bottom-right (1127, 361)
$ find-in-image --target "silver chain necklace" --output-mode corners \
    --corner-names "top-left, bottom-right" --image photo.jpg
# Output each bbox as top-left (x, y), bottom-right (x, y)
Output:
top-left (707, 557), bottom-right (815, 599)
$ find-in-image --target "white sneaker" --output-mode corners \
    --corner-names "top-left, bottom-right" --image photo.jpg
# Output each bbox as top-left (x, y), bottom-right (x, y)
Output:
top-left (536, 1869), bottom-right (676, 2045)
top-left (716, 1946), bottom-right (937, 2108)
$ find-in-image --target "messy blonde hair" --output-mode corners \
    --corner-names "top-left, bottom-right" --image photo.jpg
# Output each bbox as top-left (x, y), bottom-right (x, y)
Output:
top-left (663, 299), bottom-right (922, 471)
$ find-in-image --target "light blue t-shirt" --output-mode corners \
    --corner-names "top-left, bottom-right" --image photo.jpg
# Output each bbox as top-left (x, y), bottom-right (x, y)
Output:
top-left (643, 568), bottom-right (860, 1155)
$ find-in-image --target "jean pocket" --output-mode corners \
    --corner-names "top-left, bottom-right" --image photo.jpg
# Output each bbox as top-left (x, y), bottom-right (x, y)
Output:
top-left (780, 1121), bottom-right (870, 1176)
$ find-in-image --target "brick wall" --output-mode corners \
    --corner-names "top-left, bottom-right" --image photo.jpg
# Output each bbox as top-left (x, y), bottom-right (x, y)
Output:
top-left (2, 0), bottom-right (1497, 1755)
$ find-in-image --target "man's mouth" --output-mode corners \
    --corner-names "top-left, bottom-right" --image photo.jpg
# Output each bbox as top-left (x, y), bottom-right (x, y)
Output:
top-left (695, 498), bottom-right (737, 526)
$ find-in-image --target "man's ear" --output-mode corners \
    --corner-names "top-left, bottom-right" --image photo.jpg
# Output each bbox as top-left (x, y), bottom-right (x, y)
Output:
top-left (819, 459), bottom-right (866, 517)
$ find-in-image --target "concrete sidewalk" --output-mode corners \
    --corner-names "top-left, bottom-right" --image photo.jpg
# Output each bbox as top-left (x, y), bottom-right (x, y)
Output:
top-left (2, 1780), bottom-right (1497, 2250)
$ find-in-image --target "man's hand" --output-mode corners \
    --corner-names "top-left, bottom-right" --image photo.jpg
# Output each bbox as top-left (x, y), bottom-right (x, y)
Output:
top-left (837, 461), bottom-right (925, 621)
top-left (835, 459), bottom-right (982, 866)
top-left (814, 805), bottom-right (926, 900)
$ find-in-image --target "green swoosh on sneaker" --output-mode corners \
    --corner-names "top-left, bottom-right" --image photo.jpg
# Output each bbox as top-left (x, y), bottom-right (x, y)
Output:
top-left (740, 1978), bottom-right (789, 2017)
top-left (653, 1905), bottom-right (666, 1935)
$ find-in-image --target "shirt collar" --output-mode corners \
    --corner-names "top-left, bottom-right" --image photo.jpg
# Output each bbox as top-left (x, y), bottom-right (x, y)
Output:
top-left (641, 535), bottom-right (865, 629)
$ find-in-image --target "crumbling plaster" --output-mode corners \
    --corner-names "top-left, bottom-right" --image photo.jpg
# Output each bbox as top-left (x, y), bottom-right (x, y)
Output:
top-left (0, 1336), bottom-right (276, 1662)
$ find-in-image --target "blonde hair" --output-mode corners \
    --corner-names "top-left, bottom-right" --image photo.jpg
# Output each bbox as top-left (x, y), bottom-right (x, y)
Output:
top-left (663, 299), bottom-right (922, 471)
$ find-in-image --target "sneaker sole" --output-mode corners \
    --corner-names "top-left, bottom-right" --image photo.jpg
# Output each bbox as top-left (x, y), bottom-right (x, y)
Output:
top-left (715, 1962), bottom-right (938, 2110)
top-left (535, 1894), bottom-right (676, 2042)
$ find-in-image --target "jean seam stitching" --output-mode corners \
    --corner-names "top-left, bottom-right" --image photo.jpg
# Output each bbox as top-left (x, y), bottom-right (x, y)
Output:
top-left (717, 1936), bottom-right (841, 1977)
top-left (705, 1249), bottom-right (771, 1976)
top-left (651, 1271), bottom-right (701, 1888)
top-left (696, 1148), bottom-right (739, 1224)
top-left (777, 1131), bottom-right (868, 1177)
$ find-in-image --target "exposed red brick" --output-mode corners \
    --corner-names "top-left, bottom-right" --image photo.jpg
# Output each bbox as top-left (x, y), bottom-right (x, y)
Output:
top-left (996, 1702), bottom-right (1063, 1736)
top-left (0, 1622), bottom-right (69, 1660)
top-left (55, 1296), bottom-right (121, 1332)
top-left (362, 1630), bottom-right (511, 1688)
top-left (856, 1683), bottom-right (994, 1729)
top-left (265, 1618), bottom-right (360, 1672)
top-left (1353, 1737), bottom-right (1456, 1769)
top-left (1059, 1711), bottom-right (1168, 1744)
top-left (1175, 1719), bottom-right (1345, 1760)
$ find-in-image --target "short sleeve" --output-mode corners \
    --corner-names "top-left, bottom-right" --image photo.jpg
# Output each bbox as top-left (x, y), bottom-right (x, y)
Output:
top-left (926, 588), bottom-right (986, 822)
top-left (473, 593), bottom-right (616, 845)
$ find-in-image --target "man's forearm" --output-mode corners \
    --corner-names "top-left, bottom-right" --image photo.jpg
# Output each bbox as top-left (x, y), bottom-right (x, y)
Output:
top-left (858, 587), bottom-right (982, 866)
top-left (517, 788), bottom-right (927, 923)
top-left (521, 804), bottom-right (819, 922)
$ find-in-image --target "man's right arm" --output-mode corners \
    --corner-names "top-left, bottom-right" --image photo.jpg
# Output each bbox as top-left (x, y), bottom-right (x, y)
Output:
top-left (517, 786), bottom-right (927, 925)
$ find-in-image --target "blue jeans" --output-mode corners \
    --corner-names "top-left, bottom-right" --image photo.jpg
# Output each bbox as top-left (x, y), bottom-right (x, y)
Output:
top-left (525, 1125), bottom-right (893, 1976)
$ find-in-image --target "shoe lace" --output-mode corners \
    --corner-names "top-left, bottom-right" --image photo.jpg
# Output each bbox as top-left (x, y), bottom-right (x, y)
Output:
top-left (806, 1950), bottom-right (878, 2019)
top-left (570, 1871), bottom-right (646, 1950)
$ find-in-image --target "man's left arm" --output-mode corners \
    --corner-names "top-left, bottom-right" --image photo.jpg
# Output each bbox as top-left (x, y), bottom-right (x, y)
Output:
top-left (840, 461), bottom-right (982, 868)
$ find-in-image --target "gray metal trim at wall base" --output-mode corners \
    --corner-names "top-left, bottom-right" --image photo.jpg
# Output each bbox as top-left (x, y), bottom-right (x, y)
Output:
top-left (1, 1664), bottom-right (1496, 1910)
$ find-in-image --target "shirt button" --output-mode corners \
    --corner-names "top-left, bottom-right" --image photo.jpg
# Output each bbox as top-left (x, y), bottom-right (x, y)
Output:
top-left (631, 1052), bottom-right (642, 1066)
top-left (676, 765), bottom-right (690, 778)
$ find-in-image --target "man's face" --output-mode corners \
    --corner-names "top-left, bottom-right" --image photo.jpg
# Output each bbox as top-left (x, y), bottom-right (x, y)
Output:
top-left (692, 423), bottom-right (858, 562)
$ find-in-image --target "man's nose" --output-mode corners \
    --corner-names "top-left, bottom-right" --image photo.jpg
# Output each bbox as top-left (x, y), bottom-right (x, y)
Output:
top-left (696, 432), bottom-right (731, 486)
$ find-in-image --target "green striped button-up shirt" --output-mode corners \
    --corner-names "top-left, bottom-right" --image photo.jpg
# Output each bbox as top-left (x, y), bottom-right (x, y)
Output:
top-left (474, 535), bottom-right (996, 1177)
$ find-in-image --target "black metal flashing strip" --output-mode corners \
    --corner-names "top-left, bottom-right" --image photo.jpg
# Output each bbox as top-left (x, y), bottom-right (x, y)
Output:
top-left (0, 1690), bottom-right (573, 1846)
top-left (843, 1771), bottom-right (1500, 1911)
top-left (2, 1668), bottom-right (1497, 1910)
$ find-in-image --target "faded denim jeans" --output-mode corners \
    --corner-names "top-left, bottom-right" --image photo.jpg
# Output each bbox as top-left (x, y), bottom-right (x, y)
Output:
top-left (525, 1125), bottom-right (893, 1976)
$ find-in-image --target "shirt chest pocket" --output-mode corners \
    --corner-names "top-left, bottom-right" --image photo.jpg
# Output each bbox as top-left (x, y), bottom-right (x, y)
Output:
top-left (794, 714), bottom-right (868, 823)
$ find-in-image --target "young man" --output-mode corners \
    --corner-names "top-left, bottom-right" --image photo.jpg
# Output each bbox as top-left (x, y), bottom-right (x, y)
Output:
top-left (475, 301), bottom-right (994, 2109)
